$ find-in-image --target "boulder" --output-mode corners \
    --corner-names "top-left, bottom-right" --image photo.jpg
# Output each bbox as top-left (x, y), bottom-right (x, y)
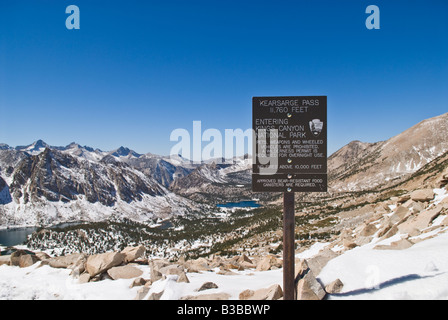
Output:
top-left (237, 254), bottom-right (254, 265)
top-left (134, 287), bottom-right (150, 300)
top-left (359, 223), bottom-right (378, 237)
top-left (325, 279), bottom-right (344, 294)
top-left (216, 269), bottom-right (238, 276)
top-left (10, 250), bottom-right (30, 267)
top-left (149, 261), bottom-right (163, 282)
top-left (10, 250), bottom-right (39, 267)
top-left (34, 252), bottom-right (50, 261)
top-left (376, 218), bottom-right (393, 238)
top-left (256, 255), bottom-right (282, 271)
top-left (355, 235), bottom-right (373, 246)
top-left (180, 293), bottom-right (231, 300)
top-left (148, 291), bottom-right (164, 300)
top-left (210, 256), bottom-right (224, 268)
top-left (339, 228), bottom-right (353, 241)
top-left (390, 206), bottom-right (410, 224)
top-left (410, 189), bottom-right (435, 202)
top-left (48, 253), bottom-right (87, 269)
top-left (398, 206), bottom-right (443, 234)
top-left (197, 282), bottom-right (218, 292)
top-left (374, 238), bottom-right (414, 250)
top-left (295, 259), bottom-right (326, 300)
top-left (240, 261), bottom-right (256, 269)
top-left (295, 259), bottom-right (310, 279)
top-left (107, 265), bottom-right (143, 280)
top-left (342, 239), bottom-right (357, 250)
top-left (0, 255), bottom-right (11, 266)
top-left (159, 264), bottom-right (184, 276)
top-left (19, 254), bottom-right (40, 268)
top-left (397, 194), bottom-right (411, 203)
top-left (407, 201), bottom-right (425, 214)
top-left (78, 273), bottom-right (91, 284)
top-left (130, 277), bottom-right (149, 288)
top-left (249, 284), bottom-right (283, 300)
top-left (121, 245), bottom-right (146, 263)
top-left (378, 224), bottom-right (399, 240)
top-left (85, 252), bottom-right (125, 277)
top-left (186, 258), bottom-right (211, 272)
top-left (296, 262), bottom-right (326, 301)
top-left (307, 249), bottom-right (338, 276)
top-left (177, 255), bottom-right (186, 265)
top-left (222, 263), bottom-right (240, 270)
top-left (151, 259), bottom-right (171, 271)
top-left (239, 289), bottom-right (255, 300)
top-left (237, 255), bottom-right (256, 269)
top-left (177, 272), bottom-right (190, 283)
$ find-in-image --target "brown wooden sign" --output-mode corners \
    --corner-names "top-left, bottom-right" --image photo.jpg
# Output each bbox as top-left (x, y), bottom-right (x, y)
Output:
top-left (252, 96), bottom-right (328, 300)
top-left (252, 96), bottom-right (327, 193)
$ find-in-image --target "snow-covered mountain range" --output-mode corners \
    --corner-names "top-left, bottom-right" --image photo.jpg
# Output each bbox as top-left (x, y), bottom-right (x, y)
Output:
top-left (0, 141), bottom-right (203, 226)
top-left (0, 139), bottom-right (256, 227)
top-left (1, 112), bottom-right (447, 227)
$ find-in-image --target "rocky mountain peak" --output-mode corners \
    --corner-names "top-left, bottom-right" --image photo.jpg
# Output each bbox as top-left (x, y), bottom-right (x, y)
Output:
top-left (111, 146), bottom-right (141, 158)
top-left (15, 139), bottom-right (49, 155)
top-left (329, 112), bottom-right (448, 192)
top-left (0, 143), bottom-right (11, 150)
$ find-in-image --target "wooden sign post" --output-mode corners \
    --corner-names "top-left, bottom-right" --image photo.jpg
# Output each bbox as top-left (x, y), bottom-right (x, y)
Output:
top-left (252, 96), bottom-right (327, 300)
top-left (283, 191), bottom-right (295, 300)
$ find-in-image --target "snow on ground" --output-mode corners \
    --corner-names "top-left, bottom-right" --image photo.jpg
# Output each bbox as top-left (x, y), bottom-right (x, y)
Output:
top-left (433, 188), bottom-right (448, 206)
top-left (0, 262), bottom-right (283, 300)
top-left (296, 242), bottom-right (329, 260)
top-left (319, 230), bottom-right (448, 300)
top-left (0, 263), bottom-right (138, 300)
top-left (149, 269), bottom-right (283, 300)
top-left (2, 230), bottom-right (448, 300)
top-left (1, 223), bottom-right (448, 300)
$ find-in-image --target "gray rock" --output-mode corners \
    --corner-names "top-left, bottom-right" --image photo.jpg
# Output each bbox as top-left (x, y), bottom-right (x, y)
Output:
top-left (78, 273), bottom-right (91, 284)
top-left (307, 249), bottom-right (338, 276)
top-left (134, 287), bottom-right (150, 300)
top-left (296, 269), bottom-right (326, 300)
top-left (130, 277), bottom-right (148, 288)
top-left (390, 206), bottom-right (410, 224)
top-left (359, 223), bottom-right (378, 237)
top-left (197, 282), bottom-right (218, 292)
top-left (10, 250), bottom-right (36, 267)
top-left (177, 272), bottom-right (190, 283)
top-left (107, 265), bottom-right (143, 280)
top-left (48, 253), bottom-right (87, 269)
top-left (85, 252), bottom-right (125, 277)
top-left (148, 291), bottom-right (164, 300)
top-left (0, 255), bottom-right (11, 266)
top-left (374, 238), bottom-right (414, 250)
top-left (19, 254), bottom-right (40, 268)
top-left (149, 261), bottom-right (163, 282)
top-left (180, 293), bottom-right (231, 300)
top-left (410, 189), bottom-right (435, 202)
top-left (249, 284), bottom-right (283, 300)
top-left (398, 206), bottom-right (443, 234)
top-left (159, 264), bottom-right (184, 276)
top-left (121, 245), bottom-right (146, 263)
top-left (325, 279), bottom-right (344, 294)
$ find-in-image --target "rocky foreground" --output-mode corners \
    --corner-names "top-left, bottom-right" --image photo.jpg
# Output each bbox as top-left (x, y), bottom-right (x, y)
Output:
top-left (0, 244), bottom-right (317, 300)
top-left (1, 181), bottom-right (447, 300)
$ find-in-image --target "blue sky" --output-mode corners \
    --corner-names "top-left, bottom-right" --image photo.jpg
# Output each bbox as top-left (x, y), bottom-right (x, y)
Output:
top-left (0, 0), bottom-right (447, 156)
